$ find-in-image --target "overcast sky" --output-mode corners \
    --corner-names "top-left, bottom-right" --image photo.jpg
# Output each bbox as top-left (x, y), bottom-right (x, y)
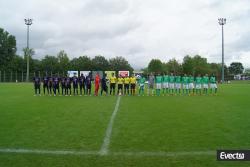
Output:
top-left (1, 0), bottom-right (250, 69)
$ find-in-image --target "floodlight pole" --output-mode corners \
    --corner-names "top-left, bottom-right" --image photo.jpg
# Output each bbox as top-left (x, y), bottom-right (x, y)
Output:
top-left (218, 18), bottom-right (226, 83)
top-left (24, 18), bottom-right (33, 82)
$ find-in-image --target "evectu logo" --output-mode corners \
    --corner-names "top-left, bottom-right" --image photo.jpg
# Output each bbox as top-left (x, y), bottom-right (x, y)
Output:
top-left (217, 150), bottom-right (250, 161)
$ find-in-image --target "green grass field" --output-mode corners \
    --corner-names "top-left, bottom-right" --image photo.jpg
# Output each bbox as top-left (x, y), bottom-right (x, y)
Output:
top-left (0, 82), bottom-right (250, 167)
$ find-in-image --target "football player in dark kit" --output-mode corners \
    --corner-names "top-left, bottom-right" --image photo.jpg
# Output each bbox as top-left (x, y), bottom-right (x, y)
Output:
top-left (48, 77), bottom-right (53, 96)
top-left (42, 76), bottom-right (49, 95)
top-left (79, 74), bottom-right (85, 96)
top-left (53, 76), bottom-right (60, 96)
top-left (85, 73), bottom-right (92, 96)
top-left (72, 75), bottom-right (78, 96)
top-left (60, 77), bottom-right (66, 95)
top-left (65, 77), bottom-right (72, 96)
top-left (33, 76), bottom-right (41, 96)
top-left (101, 74), bottom-right (108, 96)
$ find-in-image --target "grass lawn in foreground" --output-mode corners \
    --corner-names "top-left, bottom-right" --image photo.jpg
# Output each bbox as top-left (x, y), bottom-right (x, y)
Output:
top-left (0, 82), bottom-right (249, 167)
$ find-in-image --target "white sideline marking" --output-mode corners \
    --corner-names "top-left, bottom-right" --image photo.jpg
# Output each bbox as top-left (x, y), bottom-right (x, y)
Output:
top-left (0, 148), bottom-right (215, 157)
top-left (99, 96), bottom-right (121, 155)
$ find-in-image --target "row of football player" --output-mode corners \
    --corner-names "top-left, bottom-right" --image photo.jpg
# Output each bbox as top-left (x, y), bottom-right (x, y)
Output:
top-left (33, 73), bottom-right (218, 96)
top-left (146, 73), bottom-right (218, 96)
top-left (32, 73), bottom-right (137, 96)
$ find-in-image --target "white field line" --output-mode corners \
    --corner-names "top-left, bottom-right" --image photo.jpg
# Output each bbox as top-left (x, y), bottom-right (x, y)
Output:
top-left (111, 151), bottom-right (215, 157)
top-left (99, 96), bottom-right (121, 155)
top-left (0, 148), bottom-right (98, 156)
top-left (0, 148), bottom-right (215, 157)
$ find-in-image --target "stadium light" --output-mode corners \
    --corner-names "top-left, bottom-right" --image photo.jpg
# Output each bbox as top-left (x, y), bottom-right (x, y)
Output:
top-left (24, 18), bottom-right (33, 82)
top-left (218, 18), bottom-right (226, 83)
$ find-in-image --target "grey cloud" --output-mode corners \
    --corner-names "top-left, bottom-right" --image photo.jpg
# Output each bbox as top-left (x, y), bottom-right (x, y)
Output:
top-left (1, 0), bottom-right (250, 69)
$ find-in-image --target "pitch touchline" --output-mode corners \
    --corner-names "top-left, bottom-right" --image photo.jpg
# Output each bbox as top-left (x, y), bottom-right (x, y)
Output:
top-left (0, 148), bottom-right (215, 157)
top-left (99, 96), bottom-right (121, 155)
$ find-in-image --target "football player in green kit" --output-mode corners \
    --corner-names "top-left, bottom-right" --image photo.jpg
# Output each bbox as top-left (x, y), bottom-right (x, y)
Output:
top-left (175, 75), bottom-right (181, 95)
top-left (155, 73), bottom-right (163, 96)
top-left (169, 73), bottom-right (175, 95)
top-left (202, 74), bottom-right (209, 95)
top-left (195, 74), bottom-right (202, 95)
top-left (210, 74), bottom-right (218, 95)
top-left (138, 75), bottom-right (146, 96)
top-left (162, 73), bottom-right (169, 96)
top-left (189, 75), bottom-right (195, 95)
top-left (182, 74), bottom-right (189, 95)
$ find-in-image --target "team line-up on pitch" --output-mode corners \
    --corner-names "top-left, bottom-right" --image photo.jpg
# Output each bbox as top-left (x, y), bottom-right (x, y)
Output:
top-left (32, 72), bottom-right (218, 96)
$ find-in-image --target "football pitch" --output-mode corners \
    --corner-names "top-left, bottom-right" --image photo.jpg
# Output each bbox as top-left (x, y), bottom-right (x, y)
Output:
top-left (0, 82), bottom-right (249, 167)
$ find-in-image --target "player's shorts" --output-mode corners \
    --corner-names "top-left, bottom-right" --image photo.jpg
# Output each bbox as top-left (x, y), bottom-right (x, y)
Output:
top-left (124, 84), bottom-right (129, 90)
top-left (163, 82), bottom-right (169, 88)
top-left (48, 83), bottom-right (53, 88)
top-left (102, 86), bottom-right (108, 92)
top-left (148, 83), bottom-right (154, 89)
top-left (189, 83), bottom-right (194, 89)
top-left (139, 84), bottom-right (145, 89)
top-left (118, 84), bottom-right (123, 90)
top-left (131, 84), bottom-right (136, 89)
top-left (175, 83), bottom-right (181, 89)
top-left (169, 83), bottom-right (175, 89)
top-left (86, 84), bottom-right (91, 89)
top-left (203, 84), bottom-right (208, 89)
top-left (95, 84), bottom-right (99, 89)
top-left (210, 83), bottom-right (217, 89)
top-left (34, 84), bottom-right (40, 89)
top-left (79, 84), bottom-right (84, 89)
top-left (183, 84), bottom-right (189, 89)
top-left (196, 84), bottom-right (201, 89)
top-left (110, 83), bottom-right (116, 90)
top-left (156, 83), bottom-right (161, 89)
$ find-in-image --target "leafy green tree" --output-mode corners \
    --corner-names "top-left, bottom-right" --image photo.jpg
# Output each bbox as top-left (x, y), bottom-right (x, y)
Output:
top-left (0, 28), bottom-right (17, 71)
top-left (182, 55), bottom-right (194, 75)
top-left (229, 62), bottom-right (244, 75)
top-left (208, 63), bottom-right (221, 77)
top-left (41, 55), bottom-right (58, 75)
top-left (109, 56), bottom-right (133, 72)
top-left (69, 56), bottom-right (93, 71)
top-left (92, 55), bottom-right (110, 71)
top-left (165, 59), bottom-right (182, 74)
top-left (191, 55), bottom-right (209, 76)
top-left (148, 59), bottom-right (163, 73)
top-left (57, 50), bottom-right (70, 73)
top-left (9, 55), bottom-right (25, 72)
